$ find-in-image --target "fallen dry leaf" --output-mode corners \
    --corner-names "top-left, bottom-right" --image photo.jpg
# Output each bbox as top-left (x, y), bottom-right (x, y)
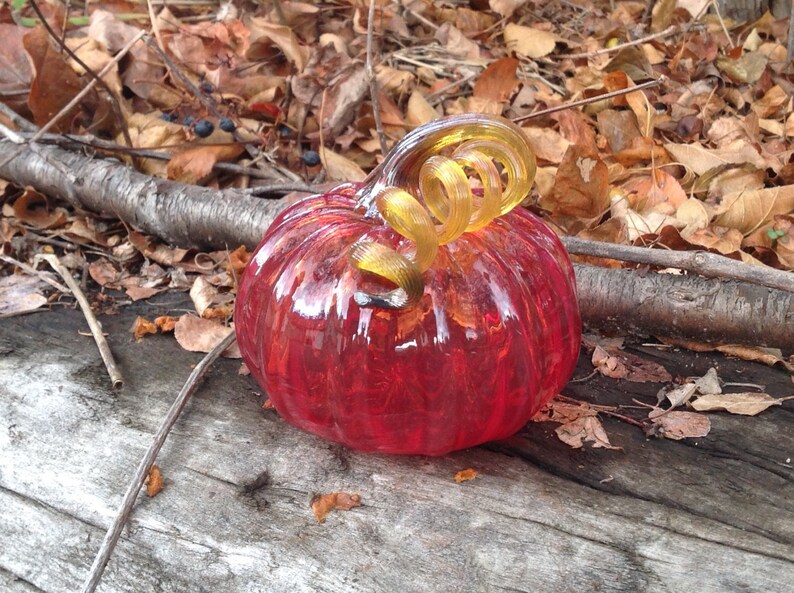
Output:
top-left (173, 314), bottom-right (240, 358)
top-left (472, 57), bottom-right (518, 103)
top-left (320, 147), bottom-right (366, 182)
top-left (146, 464), bottom-right (164, 497)
top-left (406, 90), bottom-right (439, 127)
top-left (691, 392), bottom-right (788, 416)
top-left (651, 411), bottom-right (711, 440)
top-left (13, 189), bottom-right (68, 229)
top-left (504, 23), bottom-right (556, 58)
top-left (591, 345), bottom-right (672, 383)
top-left (167, 144), bottom-right (244, 185)
top-left (715, 185), bottom-right (794, 235)
top-left (130, 316), bottom-right (158, 341)
top-left (547, 145), bottom-right (609, 220)
top-left (311, 492), bottom-right (361, 523)
top-left (489, 0), bottom-right (529, 18)
top-left (555, 416), bottom-right (621, 450)
top-left (453, 468), bottom-right (479, 484)
top-left (0, 275), bottom-right (48, 318)
top-left (154, 316), bottom-right (177, 333)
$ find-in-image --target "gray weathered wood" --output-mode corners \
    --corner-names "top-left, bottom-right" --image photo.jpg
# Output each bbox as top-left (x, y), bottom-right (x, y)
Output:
top-left (1, 299), bottom-right (792, 593)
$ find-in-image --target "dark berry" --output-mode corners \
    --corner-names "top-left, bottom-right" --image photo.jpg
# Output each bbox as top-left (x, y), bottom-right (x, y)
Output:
top-left (194, 119), bottom-right (214, 138)
top-left (279, 124), bottom-right (292, 137)
top-left (160, 112), bottom-right (178, 122)
top-left (302, 150), bottom-right (321, 167)
top-left (199, 81), bottom-right (214, 94)
top-left (182, 115), bottom-right (195, 127)
top-left (219, 117), bottom-right (236, 133)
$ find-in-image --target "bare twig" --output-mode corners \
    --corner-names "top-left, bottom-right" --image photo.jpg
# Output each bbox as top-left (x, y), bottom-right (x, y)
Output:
top-left (709, 0), bottom-right (735, 49)
top-left (558, 25), bottom-right (678, 59)
top-left (33, 254), bottom-right (123, 388)
top-left (513, 77), bottom-right (665, 123)
top-left (79, 331), bottom-right (237, 593)
top-left (0, 254), bottom-right (70, 293)
top-left (788, 0), bottom-right (794, 62)
top-left (145, 0), bottom-right (166, 53)
top-left (562, 236), bottom-right (794, 294)
top-left (0, 101), bottom-right (37, 132)
top-left (0, 123), bottom-right (25, 144)
top-left (367, 0), bottom-right (388, 155)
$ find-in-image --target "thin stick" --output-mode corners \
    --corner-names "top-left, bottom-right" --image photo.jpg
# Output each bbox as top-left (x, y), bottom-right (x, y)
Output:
top-left (79, 331), bottom-right (237, 593)
top-left (145, 0), bottom-right (166, 53)
top-left (34, 254), bottom-right (123, 388)
top-left (367, 0), bottom-right (388, 155)
top-left (788, 0), bottom-right (794, 62)
top-left (513, 77), bottom-right (665, 123)
top-left (0, 101), bottom-right (37, 132)
top-left (709, 0), bottom-right (735, 50)
top-left (0, 254), bottom-right (70, 293)
top-left (0, 123), bottom-right (25, 144)
top-left (30, 31), bottom-right (146, 144)
top-left (561, 236), bottom-right (794, 294)
top-left (559, 25), bottom-right (678, 59)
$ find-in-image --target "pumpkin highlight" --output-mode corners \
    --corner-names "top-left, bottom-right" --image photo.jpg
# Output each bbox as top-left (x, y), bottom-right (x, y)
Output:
top-left (235, 114), bottom-right (581, 455)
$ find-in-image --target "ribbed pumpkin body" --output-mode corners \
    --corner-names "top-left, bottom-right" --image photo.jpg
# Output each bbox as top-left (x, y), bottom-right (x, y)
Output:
top-left (235, 184), bottom-right (581, 455)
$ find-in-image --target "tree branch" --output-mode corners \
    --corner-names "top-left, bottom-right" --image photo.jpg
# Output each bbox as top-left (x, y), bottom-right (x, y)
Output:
top-left (1, 138), bottom-right (792, 350)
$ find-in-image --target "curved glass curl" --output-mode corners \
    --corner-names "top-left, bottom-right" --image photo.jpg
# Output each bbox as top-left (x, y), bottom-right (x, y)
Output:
top-left (350, 114), bottom-right (537, 309)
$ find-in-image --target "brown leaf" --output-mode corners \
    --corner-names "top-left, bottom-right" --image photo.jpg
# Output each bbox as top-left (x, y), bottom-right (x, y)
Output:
top-left (715, 185), bottom-right (794, 235)
top-left (691, 392), bottom-right (786, 416)
top-left (13, 189), bottom-right (67, 229)
top-left (24, 26), bottom-right (93, 131)
top-left (651, 411), bottom-right (711, 440)
top-left (154, 316), bottom-right (178, 333)
top-left (245, 17), bottom-right (309, 70)
top-left (190, 276), bottom-right (219, 318)
top-left (664, 142), bottom-right (773, 176)
top-left (548, 145), bottom-right (609, 219)
top-left (311, 492), bottom-right (361, 523)
top-left (532, 399), bottom-right (598, 423)
top-left (406, 90), bottom-right (439, 127)
top-left (555, 416), bottom-right (621, 450)
top-left (602, 71), bottom-right (654, 137)
top-left (130, 316), bottom-right (158, 341)
top-left (592, 345), bottom-right (628, 379)
top-left (0, 24), bottom-right (33, 112)
top-left (320, 148), bottom-right (366, 182)
top-left (504, 23), bottom-right (556, 58)
top-left (453, 468), bottom-right (479, 484)
top-left (521, 126), bottom-right (571, 164)
top-left (167, 144), bottom-right (244, 185)
top-left (145, 464), bottom-right (164, 497)
top-left (716, 52), bottom-right (767, 83)
top-left (173, 314), bottom-right (240, 358)
top-left (88, 261), bottom-right (122, 289)
top-left (592, 345), bottom-right (672, 383)
top-left (489, 0), bottom-right (529, 18)
top-left (751, 85), bottom-right (789, 119)
top-left (473, 57), bottom-right (518, 103)
top-left (0, 275), bottom-right (48, 318)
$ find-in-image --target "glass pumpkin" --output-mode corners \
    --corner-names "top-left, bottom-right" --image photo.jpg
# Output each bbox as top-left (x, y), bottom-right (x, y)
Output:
top-left (235, 114), bottom-right (581, 455)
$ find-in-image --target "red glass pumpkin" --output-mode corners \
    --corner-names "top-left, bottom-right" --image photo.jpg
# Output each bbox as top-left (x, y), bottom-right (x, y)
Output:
top-left (235, 115), bottom-right (581, 455)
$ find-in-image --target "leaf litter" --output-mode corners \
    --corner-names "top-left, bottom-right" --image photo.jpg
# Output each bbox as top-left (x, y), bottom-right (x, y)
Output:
top-left (0, 0), bottom-right (791, 461)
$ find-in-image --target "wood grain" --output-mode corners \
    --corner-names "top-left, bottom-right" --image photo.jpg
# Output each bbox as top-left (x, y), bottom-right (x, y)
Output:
top-left (1, 298), bottom-right (792, 593)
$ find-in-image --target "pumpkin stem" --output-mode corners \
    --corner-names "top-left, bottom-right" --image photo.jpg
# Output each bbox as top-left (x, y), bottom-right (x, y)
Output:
top-left (351, 114), bottom-right (537, 310)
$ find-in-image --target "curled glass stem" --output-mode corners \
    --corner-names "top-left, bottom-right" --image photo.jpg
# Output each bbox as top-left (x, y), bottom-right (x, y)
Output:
top-left (349, 114), bottom-right (537, 309)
